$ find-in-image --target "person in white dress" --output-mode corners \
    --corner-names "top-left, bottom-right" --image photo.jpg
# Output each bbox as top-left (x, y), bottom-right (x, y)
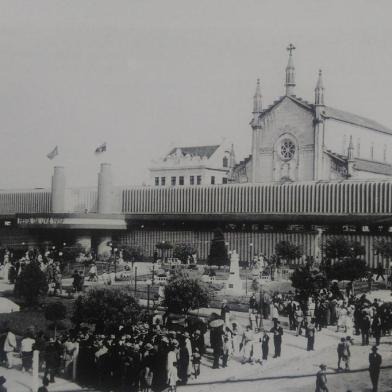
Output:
top-left (167, 343), bottom-right (179, 391)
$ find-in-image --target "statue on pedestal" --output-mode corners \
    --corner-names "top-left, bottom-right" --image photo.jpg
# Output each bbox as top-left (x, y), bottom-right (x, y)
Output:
top-left (225, 250), bottom-right (243, 293)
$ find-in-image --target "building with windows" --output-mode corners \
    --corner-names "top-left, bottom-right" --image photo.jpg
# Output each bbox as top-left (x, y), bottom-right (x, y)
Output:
top-left (232, 44), bottom-right (392, 183)
top-left (149, 142), bottom-right (235, 186)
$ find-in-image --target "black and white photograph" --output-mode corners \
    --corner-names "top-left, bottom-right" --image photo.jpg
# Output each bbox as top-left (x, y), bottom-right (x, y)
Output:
top-left (0, 1), bottom-right (391, 391)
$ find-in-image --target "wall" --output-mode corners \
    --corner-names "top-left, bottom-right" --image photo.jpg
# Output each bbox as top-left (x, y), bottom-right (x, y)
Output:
top-left (254, 98), bottom-right (315, 182)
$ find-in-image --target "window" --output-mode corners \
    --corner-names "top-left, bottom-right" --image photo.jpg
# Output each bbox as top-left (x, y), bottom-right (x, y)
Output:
top-left (171, 176), bottom-right (176, 186)
top-left (211, 176), bottom-right (215, 185)
top-left (222, 156), bottom-right (228, 168)
top-left (279, 139), bottom-right (296, 161)
top-left (179, 176), bottom-right (184, 185)
top-left (161, 177), bottom-right (166, 186)
top-left (383, 144), bottom-right (387, 162)
top-left (197, 175), bottom-right (202, 185)
top-left (154, 177), bottom-right (159, 186)
top-left (371, 143), bottom-right (374, 160)
top-left (222, 178), bottom-right (228, 184)
top-left (190, 176), bottom-right (194, 185)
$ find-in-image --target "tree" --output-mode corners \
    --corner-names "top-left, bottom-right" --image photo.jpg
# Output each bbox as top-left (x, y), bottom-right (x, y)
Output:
top-left (374, 239), bottom-right (392, 267)
top-left (15, 261), bottom-right (48, 306)
top-left (275, 241), bottom-right (303, 264)
top-left (173, 243), bottom-right (197, 264)
top-left (44, 302), bottom-right (67, 338)
top-left (325, 258), bottom-right (368, 282)
top-left (323, 237), bottom-right (367, 282)
top-left (290, 265), bottom-right (327, 296)
top-left (61, 243), bottom-right (86, 261)
top-left (323, 237), bottom-right (365, 260)
top-left (72, 287), bottom-right (140, 332)
top-left (164, 276), bottom-right (211, 314)
top-left (155, 241), bottom-right (173, 260)
top-left (122, 245), bottom-right (144, 262)
top-left (208, 229), bottom-right (229, 268)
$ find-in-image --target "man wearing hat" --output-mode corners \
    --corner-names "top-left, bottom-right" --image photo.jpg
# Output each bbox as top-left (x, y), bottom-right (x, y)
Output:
top-left (315, 364), bottom-right (328, 392)
top-left (369, 346), bottom-right (382, 392)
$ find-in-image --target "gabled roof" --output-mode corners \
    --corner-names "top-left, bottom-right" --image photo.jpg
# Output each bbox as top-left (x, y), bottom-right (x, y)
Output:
top-left (324, 149), bottom-right (392, 176)
top-left (354, 158), bottom-right (392, 176)
top-left (233, 154), bottom-right (252, 170)
top-left (166, 145), bottom-right (220, 159)
top-left (322, 106), bottom-right (392, 135)
top-left (251, 95), bottom-right (314, 126)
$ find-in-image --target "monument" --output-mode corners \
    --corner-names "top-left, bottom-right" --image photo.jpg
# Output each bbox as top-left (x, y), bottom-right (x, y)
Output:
top-left (225, 250), bottom-right (243, 293)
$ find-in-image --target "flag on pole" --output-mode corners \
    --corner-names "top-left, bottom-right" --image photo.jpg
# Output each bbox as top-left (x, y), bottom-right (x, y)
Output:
top-left (95, 142), bottom-right (107, 154)
top-left (46, 146), bottom-right (59, 160)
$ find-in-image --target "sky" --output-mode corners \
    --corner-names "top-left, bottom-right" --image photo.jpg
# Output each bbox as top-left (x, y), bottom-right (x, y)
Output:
top-left (1, 0), bottom-right (392, 189)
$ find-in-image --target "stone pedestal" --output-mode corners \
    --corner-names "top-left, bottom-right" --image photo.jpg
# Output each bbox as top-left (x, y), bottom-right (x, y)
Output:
top-left (225, 250), bottom-right (243, 293)
top-left (51, 166), bottom-right (66, 213)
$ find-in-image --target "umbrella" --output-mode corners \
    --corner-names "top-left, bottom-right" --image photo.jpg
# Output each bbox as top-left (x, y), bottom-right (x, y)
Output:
top-left (209, 319), bottom-right (224, 328)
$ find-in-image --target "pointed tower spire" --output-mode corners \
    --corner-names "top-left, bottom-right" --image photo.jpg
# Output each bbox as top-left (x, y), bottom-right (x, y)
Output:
top-left (253, 78), bottom-right (262, 115)
top-left (315, 69), bottom-right (325, 106)
top-left (285, 43), bottom-right (296, 96)
top-left (347, 135), bottom-right (354, 160)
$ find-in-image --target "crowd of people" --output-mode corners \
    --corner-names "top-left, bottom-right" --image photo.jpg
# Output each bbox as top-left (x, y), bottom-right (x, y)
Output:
top-left (0, 247), bottom-right (391, 392)
top-left (0, 313), bottom-right (209, 392)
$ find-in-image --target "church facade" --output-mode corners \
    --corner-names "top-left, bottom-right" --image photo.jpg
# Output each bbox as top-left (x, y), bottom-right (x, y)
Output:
top-left (233, 45), bottom-right (392, 184)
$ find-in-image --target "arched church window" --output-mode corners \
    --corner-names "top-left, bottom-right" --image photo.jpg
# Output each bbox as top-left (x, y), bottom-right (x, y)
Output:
top-left (222, 156), bottom-right (228, 168)
top-left (279, 139), bottom-right (296, 161)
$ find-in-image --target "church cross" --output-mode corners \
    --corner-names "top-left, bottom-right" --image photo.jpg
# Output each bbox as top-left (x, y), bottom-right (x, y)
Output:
top-left (287, 43), bottom-right (296, 55)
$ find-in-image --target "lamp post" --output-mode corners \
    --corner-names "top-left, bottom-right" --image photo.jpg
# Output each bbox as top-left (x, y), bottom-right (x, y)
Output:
top-left (246, 243), bottom-right (253, 297)
top-left (146, 279), bottom-right (152, 313)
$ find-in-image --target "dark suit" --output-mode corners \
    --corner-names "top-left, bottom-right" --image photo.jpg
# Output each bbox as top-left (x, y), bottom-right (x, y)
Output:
top-left (369, 352), bottom-right (382, 392)
top-left (270, 326), bottom-right (283, 357)
top-left (261, 334), bottom-right (269, 360)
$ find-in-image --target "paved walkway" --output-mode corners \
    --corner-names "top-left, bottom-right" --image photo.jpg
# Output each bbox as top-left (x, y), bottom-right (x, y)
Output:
top-left (0, 363), bottom-right (85, 392)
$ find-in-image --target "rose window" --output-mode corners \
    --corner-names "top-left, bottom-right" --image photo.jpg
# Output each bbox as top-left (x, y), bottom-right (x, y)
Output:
top-left (280, 139), bottom-right (296, 161)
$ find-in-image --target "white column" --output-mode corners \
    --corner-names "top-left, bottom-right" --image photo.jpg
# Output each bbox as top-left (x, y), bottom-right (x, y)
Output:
top-left (97, 163), bottom-right (114, 214)
top-left (31, 350), bottom-right (39, 392)
top-left (51, 166), bottom-right (66, 213)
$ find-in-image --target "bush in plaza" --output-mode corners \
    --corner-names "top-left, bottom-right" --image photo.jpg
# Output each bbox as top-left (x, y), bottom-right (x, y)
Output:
top-left (208, 229), bottom-right (229, 268)
top-left (290, 265), bottom-right (327, 296)
top-left (15, 261), bottom-right (48, 306)
top-left (61, 243), bottom-right (87, 261)
top-left (323, 237), bottom-right (367, 282)
top-left (323, 237), bottom-right (365, 260)
top-left (44, 301), bottom-right (67, 337)
top-left (275, 240), bottom-right (303, 264)
top-left (164, 276), bottom-right (212, 315)
top-left (155, 241), bottom-right (173, 260)
top-left (173, 243), bottom-right (197, 264)
top-left (325, 258), bottom-right (368, 282)
top-left (72, 287), bottom-right (140, 332)
top-left (121, 245), bottom-right (144, 262)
